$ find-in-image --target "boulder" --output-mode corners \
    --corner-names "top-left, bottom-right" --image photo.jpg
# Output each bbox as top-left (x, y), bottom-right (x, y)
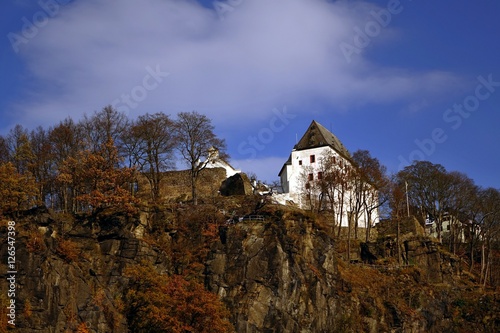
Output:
top-left (219, 173), bottom-right (253, 196)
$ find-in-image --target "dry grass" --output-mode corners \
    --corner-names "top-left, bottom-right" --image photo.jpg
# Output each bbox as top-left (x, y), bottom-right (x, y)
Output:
top-left (338, 263), bottom-right (390, 291)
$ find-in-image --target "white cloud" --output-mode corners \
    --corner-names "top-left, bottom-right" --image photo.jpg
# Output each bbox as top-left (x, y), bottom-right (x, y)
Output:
top-left (13, 0), bottom-right (460, 130)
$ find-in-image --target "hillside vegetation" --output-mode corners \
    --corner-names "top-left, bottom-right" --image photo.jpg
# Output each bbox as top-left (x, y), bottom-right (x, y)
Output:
top-left (0, 106), bottom-right (499, 331)
top-left (0, 196), bottom-right (498, 332)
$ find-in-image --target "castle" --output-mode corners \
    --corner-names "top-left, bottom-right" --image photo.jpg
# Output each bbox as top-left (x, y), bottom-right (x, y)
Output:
top-left (278, 120), bottom-right (379, 228)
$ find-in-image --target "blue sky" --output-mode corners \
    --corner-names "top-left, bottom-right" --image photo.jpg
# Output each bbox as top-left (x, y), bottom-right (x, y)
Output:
top-left (1, 0), bottom-right (499, 188)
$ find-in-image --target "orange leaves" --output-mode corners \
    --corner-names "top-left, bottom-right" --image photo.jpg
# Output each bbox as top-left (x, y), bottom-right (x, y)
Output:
top-left (55, 239), bottom-right (80, 263)
top-left (75, 322), bottom-right (91, 333)
top-left (124, 264), bottom-right (234, 333)
top-left (56, 139), bottom-right (138, 215)
top-left (26, 230), bottom-right (46, 253)
top-left (0, 162), bottom-right (38, 214)
top-left (170, 206), bottom-right (226, 276)
top-left (202, 221), bottom-right (220, 239)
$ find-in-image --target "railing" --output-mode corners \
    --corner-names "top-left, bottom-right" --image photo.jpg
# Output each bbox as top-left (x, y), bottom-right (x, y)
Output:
top-left (238, 215), bottom-right (265, 222)
top-left (350, 262), bottom-right (415, 271)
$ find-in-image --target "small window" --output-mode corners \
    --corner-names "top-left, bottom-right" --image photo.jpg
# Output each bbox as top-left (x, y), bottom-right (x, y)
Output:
top-left (318, 172), bottom-right (323, 180)
top-left (308, 173), bottom-right (314, 181)
top-left (298, 160), bottom-right (302, 166)
top-left (310, 155), bottom-right (315, 163)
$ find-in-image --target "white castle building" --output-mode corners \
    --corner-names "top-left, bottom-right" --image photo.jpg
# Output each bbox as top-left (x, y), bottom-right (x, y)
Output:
top-left (278, 120), bottom-right (379, 228)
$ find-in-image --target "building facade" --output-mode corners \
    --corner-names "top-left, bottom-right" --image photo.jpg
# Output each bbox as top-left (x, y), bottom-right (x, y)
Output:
top-left (203, 147), bottom-right (241, 178)
top-left (278, 120), bottom-right (379, 228)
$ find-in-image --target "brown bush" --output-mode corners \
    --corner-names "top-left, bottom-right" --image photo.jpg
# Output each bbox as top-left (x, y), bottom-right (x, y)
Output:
top-left (56, 239), bottom-right (80, 262)
top-left (76, 322), bottom-right (90, 333)
top-left (125, 264), bottom-right (234, 333)
top-left (26, 230), bottom-right (46, 253)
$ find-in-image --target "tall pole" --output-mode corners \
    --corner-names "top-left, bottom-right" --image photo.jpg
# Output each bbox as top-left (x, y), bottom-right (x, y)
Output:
top-left (405, 181), bottom-right (410, 217)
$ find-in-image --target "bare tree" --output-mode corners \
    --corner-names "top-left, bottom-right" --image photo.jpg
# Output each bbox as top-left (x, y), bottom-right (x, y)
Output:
top-left (398, 161), bottom-right (450, 242)
top-left (477, 188), bottom-right (500, 287)
top-left (124, 112), bottom-right (176, 202)
top-left (49, 118), bottom-right (84, 211)
top-left (173, 111), bottom-right (227, 205)
top-left (29, 126), bottom-right (55, 205)
top-left (317, 151), bottom-right (352, 237)
top-left (347, 165), bottom-right (364, 241)
top-left (444, 172), bottom-right (477, 254)
top-left (6, 124), bottom-right (34, 174)
top-left (0, 135), bottom-right (9, 163)
top-left (389, 176), bottom-right (408, 265)
top-left (80, 105), bottom-right (129, 158)
top-left (298, 165), bottom-right (320, 211)
top-left (352, 150), bottom-right (390, 242)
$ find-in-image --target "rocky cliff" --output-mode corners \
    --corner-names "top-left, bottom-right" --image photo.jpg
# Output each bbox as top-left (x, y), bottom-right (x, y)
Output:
top-left (0, 203), bottom-right (498, 332)
top-left (0, 207), bottom-right (172, 332)
top-left (207, 211), bottom-right (498, 332)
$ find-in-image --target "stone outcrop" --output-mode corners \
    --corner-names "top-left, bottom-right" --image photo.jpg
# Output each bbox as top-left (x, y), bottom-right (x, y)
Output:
top-left (375, 216), bottom-right (426, 237)
top-left (362, 216), bottom-right (461, 284)
top-left (207, 219), bottom-right (341, 332)
top-left (219, 173), bottom-right (253, 196)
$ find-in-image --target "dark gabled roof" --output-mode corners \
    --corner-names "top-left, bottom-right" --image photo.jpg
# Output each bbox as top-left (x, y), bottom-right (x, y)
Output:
top-left (278, 120), bottom-right (351, 177)
top-left (295, 120), bottom-right (351, 159)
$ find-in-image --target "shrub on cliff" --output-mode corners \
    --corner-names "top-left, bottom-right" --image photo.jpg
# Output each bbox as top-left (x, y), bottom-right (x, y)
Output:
top-left (124, 264), bottom-right (234, 333)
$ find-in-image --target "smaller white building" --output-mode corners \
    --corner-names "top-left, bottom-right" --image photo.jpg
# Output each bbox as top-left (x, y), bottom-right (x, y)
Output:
top-left (202, 147), bottom-right (241, 178)
top-left (425, 214), bottom-right (467, 243)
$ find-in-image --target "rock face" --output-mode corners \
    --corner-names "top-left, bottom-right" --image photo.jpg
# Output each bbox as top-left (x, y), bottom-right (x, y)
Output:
top-left (220, 173), bottom-right (253, 196)
top-left (207, 217), bottom-right (499, 333)
top-left (207, 219), bottom-right (341, 332)
top-left (1, 207), bottom-right (498, 332)
top-left (363, 216), bottom-right (461, 284)
top-left (0, 208), bottom-right (171, 332)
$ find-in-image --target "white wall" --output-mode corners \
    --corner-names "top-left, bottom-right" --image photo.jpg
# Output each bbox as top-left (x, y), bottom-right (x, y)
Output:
top-left (288, 146), bottom-right (341, 195)
top-left (279, 146), bottom-right (379, 228)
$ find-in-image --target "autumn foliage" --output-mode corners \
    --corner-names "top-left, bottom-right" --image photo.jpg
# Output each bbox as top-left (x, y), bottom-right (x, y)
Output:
top-left (124, 264), bottom-right (234, 333)
top-left (0, 162), bottom-right (38, 215)
top-left (57, 138), bottom-right (138, 215)
top-left (170, 205), bottom-right (226, 275)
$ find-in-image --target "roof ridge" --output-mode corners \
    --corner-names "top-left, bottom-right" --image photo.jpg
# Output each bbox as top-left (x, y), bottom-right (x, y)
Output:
top-left (295, 120), bottom-right (351, 159)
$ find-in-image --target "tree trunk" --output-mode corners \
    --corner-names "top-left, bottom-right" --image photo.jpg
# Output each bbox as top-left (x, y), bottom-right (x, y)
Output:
top-left (437, 213), bottom-right (442, 244)
top-left (354, 215), bottom-right (358, 240)
top-left (191, 174), bottom-right (198, 205)
top-left (347, 212), bottom-right (352, 261)
top-left (397, 218), bottom-right (401, 265)
top-left (337, 189), bottom-right (345, 238)
top-left (469, 239), bottom-right (475, 273)
top-left (365, 211), bottom-right (371, 243)
top-left (480, 242), bottom-right (486, 285)
top-left (484, 249), bottom-right (491, 288)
